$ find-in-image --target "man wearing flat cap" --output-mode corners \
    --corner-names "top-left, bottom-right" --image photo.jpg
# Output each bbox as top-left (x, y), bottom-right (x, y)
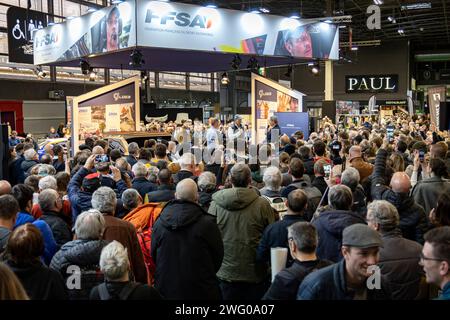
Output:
top-left (297, 224), bottom-right (392, 300)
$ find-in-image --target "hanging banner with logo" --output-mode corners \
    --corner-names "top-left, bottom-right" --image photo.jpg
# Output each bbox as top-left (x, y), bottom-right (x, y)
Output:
top-left (34, 0), bottom-right (339, 65)
top-left (72, 76), bottom-right (140, 153)
top-left (428, 86), bottom-right (446, 131)
top-left (7, 7), bottom-right (47, 63)
top-left (345, 75), bottom-right (398, 93)
top-left (251, 73), bottom-right (305, 144)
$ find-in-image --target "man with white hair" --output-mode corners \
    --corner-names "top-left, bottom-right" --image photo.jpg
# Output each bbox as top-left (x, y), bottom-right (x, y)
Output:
top-left (259, 166), bottom-right (283, 197)
top-left (174, 152), bottom-right (196, 184)
top-left (152, 178), bottom-right (223, 299)
top-left (341, 167), bottom-right (367, 217)
top-left (90, 240), bottom-right (162, 300)
top-left (21, 148), bottom-right (39, 176)
top-left (126, 142), bottom-right (139, 168)
top-left (38, 189), bottom-right (71, 248)
top-left (92, 187), bottom-right (147, 284)
top-left (50, 209), bottom-right (108, 300)
top-left (38, 175), bottom-right (58, 192)
top-left (198, 171), bottom-right (216, 211)
top-left (131, 162), bottom-right (157, 199)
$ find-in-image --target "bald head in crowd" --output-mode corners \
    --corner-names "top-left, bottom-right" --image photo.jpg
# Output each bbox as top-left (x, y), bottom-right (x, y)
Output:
top-left (390, 172), bottom-right (411, 194)
top-left (286, 189), bottom-right (308, 215)
top-left (175, 178), bottom-right (198, 203)
top-left (92, 146), bottom-right (105, 155)
top-left (0, 180), bottom-right (12, 195)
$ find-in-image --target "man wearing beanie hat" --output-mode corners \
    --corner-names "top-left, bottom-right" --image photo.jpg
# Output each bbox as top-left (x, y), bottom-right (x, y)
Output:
top-left (298, 224), bottom-right (392, 300)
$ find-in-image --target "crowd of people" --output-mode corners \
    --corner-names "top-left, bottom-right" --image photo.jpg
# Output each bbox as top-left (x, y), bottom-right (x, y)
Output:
top-left (1, 112), bottom-right (449, 301)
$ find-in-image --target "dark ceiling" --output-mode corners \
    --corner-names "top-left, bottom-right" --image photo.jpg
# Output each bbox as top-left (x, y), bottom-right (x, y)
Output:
top-left (175, 0), bottom-right (450, 48)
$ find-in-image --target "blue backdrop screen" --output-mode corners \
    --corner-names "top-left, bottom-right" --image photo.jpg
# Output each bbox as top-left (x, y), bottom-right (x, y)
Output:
top-left (275, 112), bottom-right (309, 140)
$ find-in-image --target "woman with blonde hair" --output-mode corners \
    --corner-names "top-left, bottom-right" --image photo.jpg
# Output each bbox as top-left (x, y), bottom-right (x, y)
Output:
top-left (0, 262), bottom-right (29, 300)
top-left (389, 153), bottom-right (405, 172)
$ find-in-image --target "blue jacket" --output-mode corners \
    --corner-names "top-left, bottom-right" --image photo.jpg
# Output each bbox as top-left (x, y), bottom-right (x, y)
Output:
top-left (312, 209), bottom-right (366, 262)
top-left (256, 215), bottom-right (306, 265)
top-left (298, 259), bottom-right (392, 300)
top-left (131, 177), bottom-right (157, 199)
top-left (436, 282), bottom-right (450, 300)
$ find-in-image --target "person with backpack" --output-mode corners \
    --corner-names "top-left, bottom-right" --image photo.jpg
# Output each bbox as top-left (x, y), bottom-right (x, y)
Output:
top-left (262, 222), bottom-right (333, 300)
top-left (90, 241), bottom-right (162, 300)
top-left (259, 166), bottom-right (287, 218)
top-left (257, 190), bottom-right (309, 267)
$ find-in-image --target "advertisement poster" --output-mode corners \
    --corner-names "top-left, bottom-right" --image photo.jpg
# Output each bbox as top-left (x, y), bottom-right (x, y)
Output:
top-left (35, 0), bottom-right (338, 65)
top-left (428, 87), bottom-right (446, 131)
top-left (336, 101), bottom-right (360, 115)
top-left (251, 73), bottom-right (304, 144)
top-left (275, 112), bottom-right (309, 140)
top-left (72, 76), bottom-right (140, 153)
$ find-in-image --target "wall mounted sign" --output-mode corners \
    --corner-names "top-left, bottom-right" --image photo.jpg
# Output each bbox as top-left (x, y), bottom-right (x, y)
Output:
top-left (345, 75), bottom-right (399, 93)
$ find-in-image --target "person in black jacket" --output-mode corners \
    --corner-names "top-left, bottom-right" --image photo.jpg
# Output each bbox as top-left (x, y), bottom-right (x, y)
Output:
top-left (131, 162), bottom-right (157, 199)
top-left (90, 240), bottom-right (162, 300)
top-left (341, 167), bottom-right (367, 218)
top-left (298, 224), bottom-right (392, 300)
top-left (371, 139), bottom-right (428, 244)
top-left (257, 189), bottom-right (308, 266)
top-left (38, 189), bottom-right (72, 248)
top-left (263, 222), bottom-right (332, 300)
top-left (4, 224), bottom-right (67, 300)
top-left (145, 169), bottom-right (176, 203)
top-left (197, 171), bottom-right (217, 211)
top-left (173, 153), bottom-right (197, 184)
top-left (312, 185), bottom-right (367, 262)
top-left (312, 159), bottom-right (329, 196)
top-left (151, 178), bottom-right (224, 300)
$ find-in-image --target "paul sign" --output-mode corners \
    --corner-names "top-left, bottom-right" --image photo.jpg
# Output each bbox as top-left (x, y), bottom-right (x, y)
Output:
top-left (346, 75), bottom-right (398, 93)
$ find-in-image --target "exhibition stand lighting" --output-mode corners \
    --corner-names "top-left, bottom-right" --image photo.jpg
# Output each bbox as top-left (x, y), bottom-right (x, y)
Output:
top-left (35, 66), bottom-right (46, 78)
top-left (130, 49), bottom-right (145, 67)
top-left (247, 57), bottom-right (260, 73)
top-left (231, 54), bottom-right (242, 70)
top-left (284, 65), bottom-right (293, 78)
top-left (80, 59), bottom-right (91, 75)
top-left (89, 68), bottom-right (97, 81)
top-left (220, 72), bottom-right (229, 85)
top-left (308, 62), bottom-right (320, 75)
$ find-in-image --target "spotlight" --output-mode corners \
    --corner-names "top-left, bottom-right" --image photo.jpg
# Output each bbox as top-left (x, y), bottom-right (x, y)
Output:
top-left (309, 63), bottom-right (320, 75)
top-left (387, 16), bottom-right (393, 22)
top-left (397, 28), bottom-right (405, 35)
top-left (221, 72), bottom-right (229, 85)
top-left (130, 49), bottom-right (145, 67)
top-left (284, 65), bottom-right (293, 77)
top-left (80, 59), bottom-right (90, 75)
top-left (140, 70), bottom-right (148, 81)
top-left (89, 67), bottom-right (97, 81)
top-left (231, 54), bottom-right (242, 70)
top-left (247, 57), bottom-right (260, 72)
top-left (259, 7), bottom-right (270, 13)
top-left (35, 66), bottom-right (46, 78)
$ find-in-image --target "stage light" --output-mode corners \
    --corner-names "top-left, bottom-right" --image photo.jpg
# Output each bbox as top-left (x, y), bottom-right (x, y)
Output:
top-left (284, 65), bottom-right (293, 77)
top-left (80, 59), bottom-right (90, 75)
top-left (35, 66), bottom-right (46, 78)
top-left (231, 54), bottom-right (242, 70)
top-left (309, 63), bottom-right (320, 75)
top-left (130, 49), bottom-right (145, 67)
top-left (221, 72), bottom-right (229, 85)
top-left (89, 67), bottom-right (97, 81)
top-left (290, 15), bottom-right (300, 19)
top-left (247, 57), bottom-right (260, 72)
top-left (259, 7), bottom-right (270, 13)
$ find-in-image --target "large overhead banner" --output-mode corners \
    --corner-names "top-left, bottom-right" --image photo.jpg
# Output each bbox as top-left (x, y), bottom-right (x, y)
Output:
top-left (251, 73), bottom-right (305, 144)
top-left (35, 0), bottom-right (339, 65)
top-left (428, 86), bottom-right (446, 131)
top-left (34, 1), bottom-right (136, 65)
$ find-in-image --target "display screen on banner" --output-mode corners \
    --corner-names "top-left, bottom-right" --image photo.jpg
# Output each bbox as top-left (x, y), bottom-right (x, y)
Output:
top-left (77, 82), bottom-right (136, 139)
top-left (34, 2), bottom-right (136, 65)
top-left (275, 112), bottom-right (309, 140)
top-left (35, 0), bottom-right (339, 65)
top-left (336, 101), bottom-right (360, 115)
top-left (7, 7), bottom-right (47, 64)
top-left (427, 87), bottom-right (446, 131)
top-left (251, 73), bottom-right (305, 144)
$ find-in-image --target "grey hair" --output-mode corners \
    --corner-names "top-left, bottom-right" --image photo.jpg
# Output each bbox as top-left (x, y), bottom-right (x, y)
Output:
top-left (179, 153), bottom-right (195, 170)
top-left (341, 167), bottom-right (360, 191)
top-left (175, 178), bottom-right (198, 202)
top-left (270, 115), bottom-right (278, 123)
top-left (91, 187), bottom-right (117, 215)
top-left (75, 209), bottom-right (105, 240)
top-left (128, 142), bottom-right (139, 155)
top-left (198, 171), bottom-right (216, 192)
top-left (287, 222), bottom-right (318, 254)
top-left (38, 175), bottom-right (57, 191)
top-left (328, 184), bottom-right (353, 211)
top-left (121, 189), bottom-right (140, 210)
top-left (92, 146), bottom-right (104, 155)
top-left (230, 163), bottom-right (251, 188)
top-left (38, 189), bottom-right (59, 212)
top-left (367, 200), bottom-right (400, 232)
top-left (132, 162), bottom-right (148, 178)
top-left (24, 149), bottom-right (37, 161)
top-left (99, 240), bottom-right (129, 281)
top-left (263, 166), bottom-right (282, 191)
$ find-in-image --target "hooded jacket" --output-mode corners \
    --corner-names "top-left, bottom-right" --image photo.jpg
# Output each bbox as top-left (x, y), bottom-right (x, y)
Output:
top-left (412, 175), bottom-right (450, 219)
top-left (151, 200), bottom-right (223, 299)
top-left (208, 187), bottom-right (275, 283)
top-left (371, 149), bottom-right (428, 243)
top-left (312, 209), bottom-right (366, 262)
top-left (6, 260), bottom-right (68, 300)
top-left (131, 177), bottom-right (157, 199)
top-left (39, 211), bottom-right (72, 249)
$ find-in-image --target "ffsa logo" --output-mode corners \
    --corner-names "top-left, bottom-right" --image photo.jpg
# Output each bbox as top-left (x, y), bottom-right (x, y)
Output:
top-left (145, 10), bottom-right (213, 29)
top-left (35, 31), bottom-right (59, 48)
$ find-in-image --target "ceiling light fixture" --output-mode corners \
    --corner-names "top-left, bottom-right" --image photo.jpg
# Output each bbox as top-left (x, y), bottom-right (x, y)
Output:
top-left (130, 49), bottom-right (145, 67)
top-left (221, 72), bottom-right (229, 85)
top-left (231, 54), bottom-right (242, 70)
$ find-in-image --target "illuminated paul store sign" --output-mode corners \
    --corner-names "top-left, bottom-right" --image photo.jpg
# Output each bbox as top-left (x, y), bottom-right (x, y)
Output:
top-left (34, 0), bottom-right (339, 65)
top-left (346, 75), bottom-right (399, 93)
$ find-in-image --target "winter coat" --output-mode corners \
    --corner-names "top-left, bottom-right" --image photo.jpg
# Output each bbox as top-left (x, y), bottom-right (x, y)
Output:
top-left (126, 155), bottom-right (138, 168)
top-left (131, 177), bottom-right (157, 199)
top-left (173, 170), bottom-right (197, 184)
top-left (256, 215), bottom-right (306, 265)
top-left (412, 175), bottom-right (450, 218)
top-left (312, 209), bottom-right (366, 262)
top-left (263, 259), bottom-right (332, 300)
top-left (312, 176), bottom-right (328, 196)
top-left (145, 185), bottom-right (176, 203)
top-left (371, 149), bottom-right (429, 243)
top-left (208, 187), bottom-right (275, 283)
top-left (90, 281), bottom-right (162, 300)
top-left (349, 157), bottom-right (373, 182)
top-left (298, 259), bottom-right (392, 300)
top-left (39, 211), bottom-right (72, 248)
top-left (50, 239), bottom-right (107, 300)
top-left (378, 229), bottom-right (424, 300)
top-left (152, 200), bottom-right (223, 299)
top-left (199, 190), bottom-right (215, 211)
top-left (302, 157), bottom-right (315, 182)
top-left (351, 185), bottom-right (367, 218)
top-left (6, 260), bottom-right (68, 300)
top-left (21, 159), bottom-right (39, 176)
top-left (281, 179), bottom-right (323, 221)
